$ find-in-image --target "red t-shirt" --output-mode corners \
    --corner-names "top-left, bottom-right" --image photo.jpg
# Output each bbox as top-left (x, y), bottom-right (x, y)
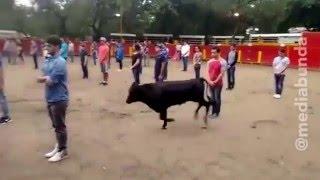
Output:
top-left (98, 44), bottom-right (110, 63)
top-left (208, 59), bottom-right (223, 87)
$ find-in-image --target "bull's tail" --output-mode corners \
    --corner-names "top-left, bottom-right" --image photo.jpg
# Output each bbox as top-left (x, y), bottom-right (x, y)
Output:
top-left (201, 78), bottom-right (213, 103)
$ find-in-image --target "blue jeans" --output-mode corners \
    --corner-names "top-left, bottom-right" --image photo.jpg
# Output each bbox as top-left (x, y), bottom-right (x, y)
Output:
top-left (182, 56), bottom-right (189, 71)
top-left (132, 67), bottom-right (141, 84)
top-left (0, 90), bottom-right (10, 117)
top-left (210, 86), bottom-right (222, 116)
top-left (227, 66), bottom-right (236, 89)
top-left (274, 74), bottom-right (285, 95)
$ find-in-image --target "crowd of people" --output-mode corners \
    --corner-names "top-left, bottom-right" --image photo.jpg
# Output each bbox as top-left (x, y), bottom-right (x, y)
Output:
top-left (0, 34), bottom-right (290, 162)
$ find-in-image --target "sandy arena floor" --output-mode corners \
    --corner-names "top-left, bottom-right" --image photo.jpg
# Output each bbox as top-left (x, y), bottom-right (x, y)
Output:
top-left (0, 57), bottom-right (319, 180)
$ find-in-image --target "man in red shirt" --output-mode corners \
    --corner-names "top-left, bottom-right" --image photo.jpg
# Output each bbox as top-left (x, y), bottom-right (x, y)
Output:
top-left (206, 47), bottom-right (225, 118)
top-left (98, 37), bottom-right (110, 85)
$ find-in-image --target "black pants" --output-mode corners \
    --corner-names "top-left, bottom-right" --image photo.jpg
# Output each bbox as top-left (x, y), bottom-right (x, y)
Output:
top-left (155, 62), bottom-right (168, 83)
top-left (117, 59), bottom-right (123, 70)
top-left (194, 64), bottom-right (201, 79)
top-left (274, 74), bottom-right (285, 95)
top-left (132, 67), bottom-right (140, 84)
top-left (47, 101), bottom-right (68, 151)
top-left (210, 86), bottom-right (222, 116)
top-left (33, 54), bottom-right (38, 69)
top-left (92, 51), bottom-right (97, 65)
top-left (81, 61), bottom-right (88, 78)
top-left (227, 66), bottom-right (236, 89)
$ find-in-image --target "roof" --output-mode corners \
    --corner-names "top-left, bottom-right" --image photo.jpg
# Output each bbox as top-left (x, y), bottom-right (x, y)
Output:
top-left (250, 33), bottom-right (302, 38)
top-left (143, 33), bottom-right (173, 37)
top-left (0, 30), bottom-right (25, 38)
top-left (110, 33), bottom-right (136, 37)
top-left (211, 36), bottom-right (244, 39)
top-left (179, 35), bottom-right (205, 39)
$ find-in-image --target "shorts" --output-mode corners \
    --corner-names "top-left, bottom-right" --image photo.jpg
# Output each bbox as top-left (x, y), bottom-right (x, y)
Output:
top-left (100, 61), bottom-right (110, 73)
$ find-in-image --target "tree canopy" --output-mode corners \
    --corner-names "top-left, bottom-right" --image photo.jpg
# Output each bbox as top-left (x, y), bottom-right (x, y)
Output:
top-left (1, 0), bottom-right (319, 38)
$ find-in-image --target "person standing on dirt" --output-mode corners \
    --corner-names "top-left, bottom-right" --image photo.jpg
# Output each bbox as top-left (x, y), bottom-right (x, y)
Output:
top-left (181, 41), bottom-right (190, 71)
top-left (226, 44), bottom-right (238, 90)
top-left (142, 41), bottom-right (149, 67)
top-left (59, 38), bottom-right (69, 61)
top-left (193, 46), bottom-right (202, 79)
top-left (206, 47), bottom-right (225, 119)
top-left (115, 40), bottom-right (124, 71)
top-left (0, 54), bottom-right (11, 124)
top-left (130, 44), bottom-right (143, 84)
top-left (79, 42), bottom-right (89, 79)
top-left (272, 48), bottom-right (290, 99)
top-left (98, 37), bottom-right (110, 86)
top-left (91, 41), bottom-right (98, 65)
top-left (17, 41), bottom-right (24, 64)
top-left (30, 38), bottom-right (39, 69)
top-left (154, 43), bottom-right (168, 83)
top-left (37, 35), bottom-right (69, 162)
top-left (68, 40), bottom-right (74, 63)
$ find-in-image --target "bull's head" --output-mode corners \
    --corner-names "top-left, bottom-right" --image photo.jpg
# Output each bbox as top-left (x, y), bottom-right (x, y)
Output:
top-left (126, 83), bottom-right (140, 104)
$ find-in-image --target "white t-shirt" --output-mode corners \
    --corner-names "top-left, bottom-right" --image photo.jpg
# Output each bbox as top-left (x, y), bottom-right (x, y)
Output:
top-left (220, 58), bottom-right (228, 72)
top-left (176, 44), bottom-right (182, 51)
top-left (273, 56), bottom-right (290, 74)
top-left (181, 44), bottom-right (190, 57)
top-left (69, 43), bottom-right (74, 52)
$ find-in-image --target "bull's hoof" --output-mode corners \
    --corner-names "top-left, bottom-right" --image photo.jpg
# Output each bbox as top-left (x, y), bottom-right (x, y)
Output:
top-left (167, 118), bottom-right (175, 122)
top-left (162, 127), bottom-right (167, 130)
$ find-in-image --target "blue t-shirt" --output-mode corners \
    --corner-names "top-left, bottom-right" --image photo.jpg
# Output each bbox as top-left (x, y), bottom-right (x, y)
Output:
top-left (59, 42), bottom-right (69, 59)
top-left (115, 45), bottom-right (124, 60)
top-left (156, 48), bottom-right (168, 63)
top-left (41, 55), bottom-right (69, 103)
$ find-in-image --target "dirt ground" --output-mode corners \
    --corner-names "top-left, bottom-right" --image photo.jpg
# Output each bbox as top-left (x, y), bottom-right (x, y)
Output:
top-left (0, 56), bottom-right (319, 180)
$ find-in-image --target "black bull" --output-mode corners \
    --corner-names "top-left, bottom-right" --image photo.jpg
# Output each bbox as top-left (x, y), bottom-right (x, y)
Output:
top-left (126, 78), bottom-right (212, 129)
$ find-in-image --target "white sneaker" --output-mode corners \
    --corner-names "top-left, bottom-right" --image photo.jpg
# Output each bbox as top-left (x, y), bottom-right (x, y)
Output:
top-left (48, 150), bottom-right (68, 162)
top-left (44, 144), bottom-right (58, 158)
top-left (273, 94), bottom-right (281, 99)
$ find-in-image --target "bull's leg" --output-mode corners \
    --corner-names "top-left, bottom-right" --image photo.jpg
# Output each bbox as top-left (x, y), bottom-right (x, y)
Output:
top-left (202, 104), bottom-right (210, 129)
top-left (160, 110), bottom-right (168, 129)
top-left (194, 103), bottom-right (202, 120)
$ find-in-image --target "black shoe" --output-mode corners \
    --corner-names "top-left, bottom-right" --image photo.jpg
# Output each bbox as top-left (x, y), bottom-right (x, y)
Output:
top-left (1, 116), bottom-right (11, 123)
top-left (0, 118), bottom-right (6, 125)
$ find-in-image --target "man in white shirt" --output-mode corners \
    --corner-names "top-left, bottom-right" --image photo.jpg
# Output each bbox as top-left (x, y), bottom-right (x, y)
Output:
top-left (226, 44), bottom-right (238, 90)
top-left (68, 40), bottom-right (74, 63)
top-left (181, 41), bottom-right (190, 71)
top-left (272, 48), bottom-right (290, 99)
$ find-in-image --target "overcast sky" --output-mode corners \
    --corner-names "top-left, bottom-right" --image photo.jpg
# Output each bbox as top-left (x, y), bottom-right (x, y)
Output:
top-left (15, 0), bottom-right (33, 7)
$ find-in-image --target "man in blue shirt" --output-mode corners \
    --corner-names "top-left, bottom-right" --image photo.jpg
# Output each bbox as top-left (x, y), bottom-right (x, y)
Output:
top-left (59, 38), bottom-right (69, 60)
top-left (115, 40), bottom-right (124, 71)
top-left (37, 35), bottom-right (69, 162)
top-left (154, 43), bottom-right (168, 83)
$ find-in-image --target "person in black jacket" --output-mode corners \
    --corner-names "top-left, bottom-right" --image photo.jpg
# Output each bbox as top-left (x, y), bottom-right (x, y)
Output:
top-left (79, 43), bottom-right (89, 79)
top-left (226, 44), bottom-right (238, 90)
top-left (130, 44), bottom-right (143, 84)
